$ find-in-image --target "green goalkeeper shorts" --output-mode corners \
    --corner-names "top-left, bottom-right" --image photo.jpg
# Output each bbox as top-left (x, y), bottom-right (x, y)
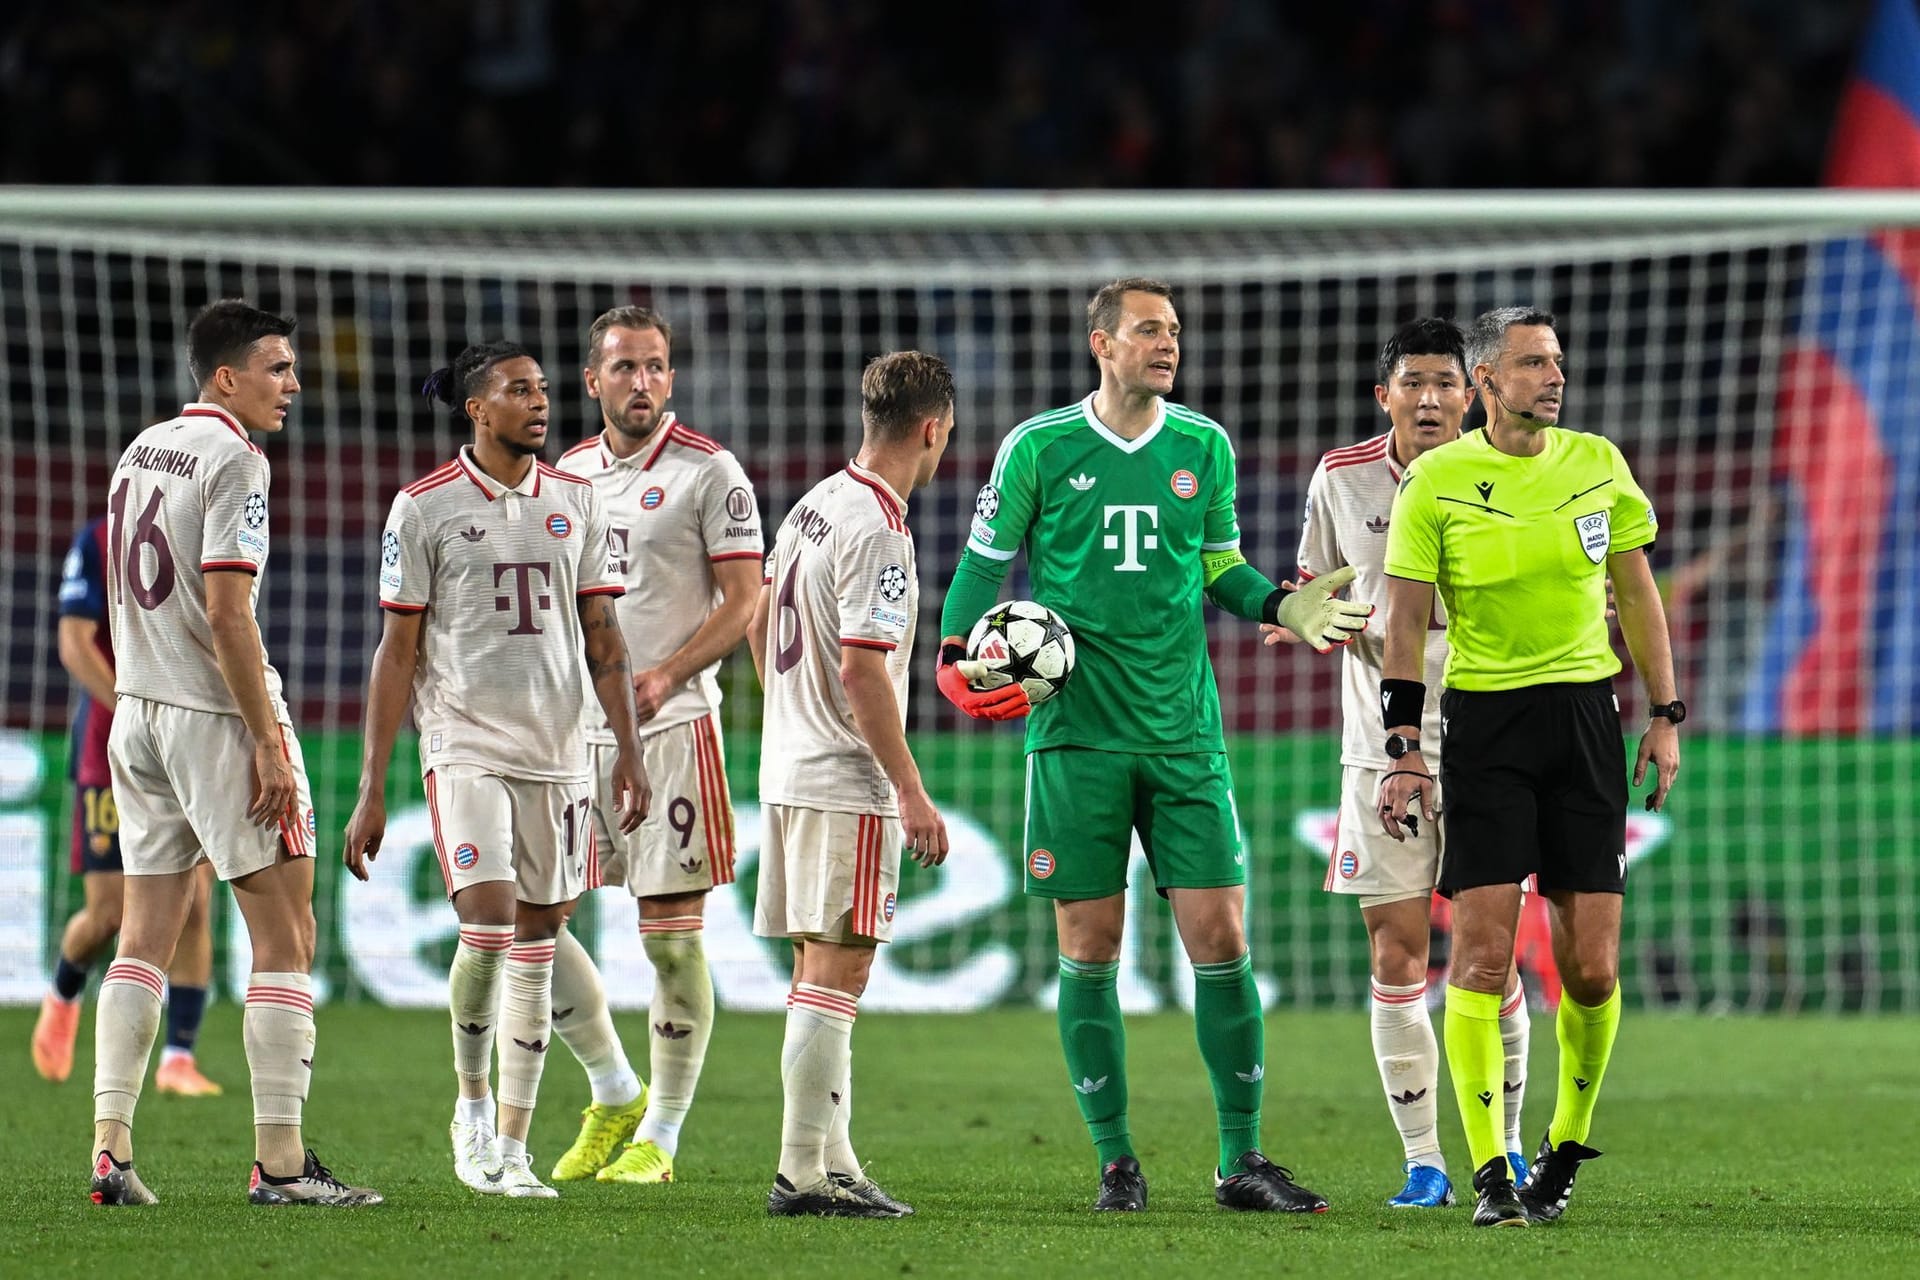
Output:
top-left (1021, 747), bottom-right (1246, 900)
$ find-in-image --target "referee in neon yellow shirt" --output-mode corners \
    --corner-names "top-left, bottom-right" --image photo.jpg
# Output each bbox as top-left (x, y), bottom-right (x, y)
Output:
top-left (1376, 307), bottom-right (1680, 1228)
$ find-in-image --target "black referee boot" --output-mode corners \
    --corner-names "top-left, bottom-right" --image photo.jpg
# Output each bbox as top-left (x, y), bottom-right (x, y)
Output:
top-left (1470, 1156), bottom-right (1528, 1228)
top-left (1517, 1131), bottom-right (1603, 1223)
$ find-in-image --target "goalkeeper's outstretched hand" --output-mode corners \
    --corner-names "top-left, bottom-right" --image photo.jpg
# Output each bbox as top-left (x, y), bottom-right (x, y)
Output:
top-left (1273, 565), bottom-right (1373, 653)
top-left (936, 644), bottom-right (1031, 720)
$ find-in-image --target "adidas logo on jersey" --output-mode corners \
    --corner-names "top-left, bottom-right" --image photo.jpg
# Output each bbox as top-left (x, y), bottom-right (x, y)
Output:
top-left (1069, 473), bottom-right (1096, 490)
top-left (1366, 516), bottom-right (1389, 533)
top-left (654, 1022), bottom-right (692, 1040)
top-left (460, 525), bottom-right (487, 541)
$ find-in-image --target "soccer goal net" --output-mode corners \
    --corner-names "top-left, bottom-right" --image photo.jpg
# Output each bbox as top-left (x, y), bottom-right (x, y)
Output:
top-left (3, 189), bottom-right (1916, 1013)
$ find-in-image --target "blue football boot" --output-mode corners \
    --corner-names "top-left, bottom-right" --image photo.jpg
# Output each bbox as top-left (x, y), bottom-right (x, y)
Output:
top-left (1386, 1161), bottom-right (1455, 1208)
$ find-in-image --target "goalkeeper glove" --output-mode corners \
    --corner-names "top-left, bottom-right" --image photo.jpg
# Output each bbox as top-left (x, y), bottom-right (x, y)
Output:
top-left (1269, 565), bottom-right (1373, 653)
top-left (936, 644), bottom-right (1031, 720)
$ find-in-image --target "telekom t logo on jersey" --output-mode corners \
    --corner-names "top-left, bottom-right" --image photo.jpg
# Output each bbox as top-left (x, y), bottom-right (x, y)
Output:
top-left (494, 561), bottom-right (553, 634)
top-left (1102, 505), bottom-right (1159, 572)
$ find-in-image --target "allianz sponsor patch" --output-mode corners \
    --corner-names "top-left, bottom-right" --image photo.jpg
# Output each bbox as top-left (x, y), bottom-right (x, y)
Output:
top-left (1576, 510), bottom-right (1610, 564)
top-left (970, 515), bottom-right (995, 546)
top-left (869, 605), bottom-right (909, 629)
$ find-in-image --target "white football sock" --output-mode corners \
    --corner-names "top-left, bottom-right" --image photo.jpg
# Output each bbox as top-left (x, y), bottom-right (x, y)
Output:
top-left (1500, 979), bottom-right (1531, 1152)
top-left (498, 939), bottom-right (556, 1113)
top-left (449, 924), bottom-right (512, 1098)
top-left (93, 958), bottom-right (165, 1127)
top-left (777, 983), bottom-right (856, 1192)
top-left (635, 919), bottom-right (712, 1155)
top-left (243, 971), bottom-right (315, 1127)
top-left (549, 926), bottom-right (642, 1107)
top-left (1371, 978), bottom-right (1443, 1170)
top-left (824, 1057), bottom-right (860, 1178)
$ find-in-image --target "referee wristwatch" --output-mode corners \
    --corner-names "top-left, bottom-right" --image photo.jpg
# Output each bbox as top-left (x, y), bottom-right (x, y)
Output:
top-left (1649, 700), bottom-right (1687, 724)
top-left (1384, 733), bottom-right (1422, 759)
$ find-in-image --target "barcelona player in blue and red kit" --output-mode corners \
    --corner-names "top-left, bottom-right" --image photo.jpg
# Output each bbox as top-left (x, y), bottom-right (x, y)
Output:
top-left (31, 517), bottom-right (223, 1096)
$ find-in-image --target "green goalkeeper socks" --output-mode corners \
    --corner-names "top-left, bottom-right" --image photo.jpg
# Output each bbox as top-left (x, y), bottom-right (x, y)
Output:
top-left (1548, 984), bottom-right (1621, 1147)
top-left (1444, 984), bottom-right (1507, 1173)
top-left (1192, 952), bottom-right (1263, 1174)
top-left (1056, 956), bottom-right (1132, 1166)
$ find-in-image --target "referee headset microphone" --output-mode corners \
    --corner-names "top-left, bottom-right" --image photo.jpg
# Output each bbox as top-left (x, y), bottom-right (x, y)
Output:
top-left (1479, 373), bottom-right (1535, 421)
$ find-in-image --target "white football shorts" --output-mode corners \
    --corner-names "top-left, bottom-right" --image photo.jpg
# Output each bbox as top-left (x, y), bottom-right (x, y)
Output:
top-left (753, 804), bottom-right (901, 944)
top-left (588, 714), bottom-right (737, 898)
top-left (1324, 763), bottom-right (1445, 903)
top-left (425, 764), bottom-right (590, 905)
top-left (108, 696), bottom-right (316, 881)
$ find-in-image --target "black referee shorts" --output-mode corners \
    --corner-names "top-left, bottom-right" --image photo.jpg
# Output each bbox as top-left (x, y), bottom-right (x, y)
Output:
top-left (1436, 678), bottom-right (1628, 896)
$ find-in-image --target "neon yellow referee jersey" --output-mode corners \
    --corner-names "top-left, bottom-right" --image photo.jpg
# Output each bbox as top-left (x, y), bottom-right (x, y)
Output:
top-left (1384, 427), bottom-right (1656, 691)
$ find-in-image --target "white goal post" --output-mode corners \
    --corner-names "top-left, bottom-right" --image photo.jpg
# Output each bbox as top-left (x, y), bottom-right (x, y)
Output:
top-left (2, 188), bottom-right (1916, 1013)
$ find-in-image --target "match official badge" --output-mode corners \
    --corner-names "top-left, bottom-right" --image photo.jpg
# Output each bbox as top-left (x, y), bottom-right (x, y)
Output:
top-left (243, 491), bottom-right (268, 529)
top-left (877, 563), bottom-right (908, 602)
top-left (546, 512), bottom-right (573, 538)
top-left (1028, 849), bottom-right (1055, 879)
top-left (974, 484), bottom-right (1000, 520)
top-left (1576, 511), bottom-right (1610, 564)
top-left (1170, 469), bottom-right (1198, 499)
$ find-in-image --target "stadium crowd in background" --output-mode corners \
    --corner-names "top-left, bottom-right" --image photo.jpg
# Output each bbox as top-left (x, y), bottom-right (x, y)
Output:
top-left (0, 0), bottom-right (1867, 190)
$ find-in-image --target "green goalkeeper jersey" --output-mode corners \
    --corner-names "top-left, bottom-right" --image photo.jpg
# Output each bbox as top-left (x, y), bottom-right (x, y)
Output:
top-left (952, 394), bottom-right (1243, 754)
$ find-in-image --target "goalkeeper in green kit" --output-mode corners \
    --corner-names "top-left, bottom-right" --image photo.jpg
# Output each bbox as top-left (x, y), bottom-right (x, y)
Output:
top-left (937, 278), bottom-right (1371, 1212)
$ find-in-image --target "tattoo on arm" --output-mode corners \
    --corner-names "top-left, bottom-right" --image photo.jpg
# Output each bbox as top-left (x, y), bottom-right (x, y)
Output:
top-left (586, 651), bottom-right (630, 682)
top-left (580, 595), bottom-right (630, 683)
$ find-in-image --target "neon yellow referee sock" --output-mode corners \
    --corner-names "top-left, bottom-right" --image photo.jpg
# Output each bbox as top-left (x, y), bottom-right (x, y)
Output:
top-left (1548, 984), bottom-right (1621, 1147)
top-left (1443, 985), bottom-right (1507, 1173)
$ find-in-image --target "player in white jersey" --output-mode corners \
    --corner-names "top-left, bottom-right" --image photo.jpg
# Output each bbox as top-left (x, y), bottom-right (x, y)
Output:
top-left (89, 299), bottom-right (379, 1208)
top-left (746, 351), bottom-right (956, 1219)
top-left (542, 308), bottom-right (764, 1186)
top-left (1263, 318), bottom-right (1530, 1207)
top-left (343, 342), bottom-right (650, 1200)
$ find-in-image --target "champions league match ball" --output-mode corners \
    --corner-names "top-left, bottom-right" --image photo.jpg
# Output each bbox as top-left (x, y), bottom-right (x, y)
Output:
top-left (965, 600), bottom-right (1076, 706)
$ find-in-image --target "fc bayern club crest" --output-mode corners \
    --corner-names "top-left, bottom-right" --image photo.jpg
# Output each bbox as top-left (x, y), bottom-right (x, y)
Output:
top-left (1338, 849), bottom-right (1359, 879)
top-left (546, 512), bottom-right (572, 538)
top-left (1028, 848), bottom-right (1055, 879)
top-left (641, 485), bottom-right (666, 510)
top-left (883, 892), bottom-right (897, 923)
top-left (454, 842), bottom-right (480, 870)
top-left (1170, 469), bottom-right (1198, 500)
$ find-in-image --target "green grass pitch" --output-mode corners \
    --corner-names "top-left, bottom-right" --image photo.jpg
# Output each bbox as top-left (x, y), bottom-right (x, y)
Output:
top-left (5, 1007), bottom-right (1917, 1278)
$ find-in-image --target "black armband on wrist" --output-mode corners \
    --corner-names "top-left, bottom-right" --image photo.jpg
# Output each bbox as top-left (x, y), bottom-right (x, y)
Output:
top-left (940, 642), bottom-right (966, 666)
top-left (1380, 678), bottom-right (1426, 730)
top-left (1260, 587), bottom-right (1291, 626)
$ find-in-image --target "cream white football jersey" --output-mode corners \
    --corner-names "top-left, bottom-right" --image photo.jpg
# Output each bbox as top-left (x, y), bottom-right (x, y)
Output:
top-left (380, 446), bottom-right (622, 782)
top-left (1297, 431), bottom-right (1449, 770)
top-left (555, 414), bottom-right (762, 739)
top-left (758, 461), bottom-right (917, 816)
top-left (107, 402), bottom-right (285, 715)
